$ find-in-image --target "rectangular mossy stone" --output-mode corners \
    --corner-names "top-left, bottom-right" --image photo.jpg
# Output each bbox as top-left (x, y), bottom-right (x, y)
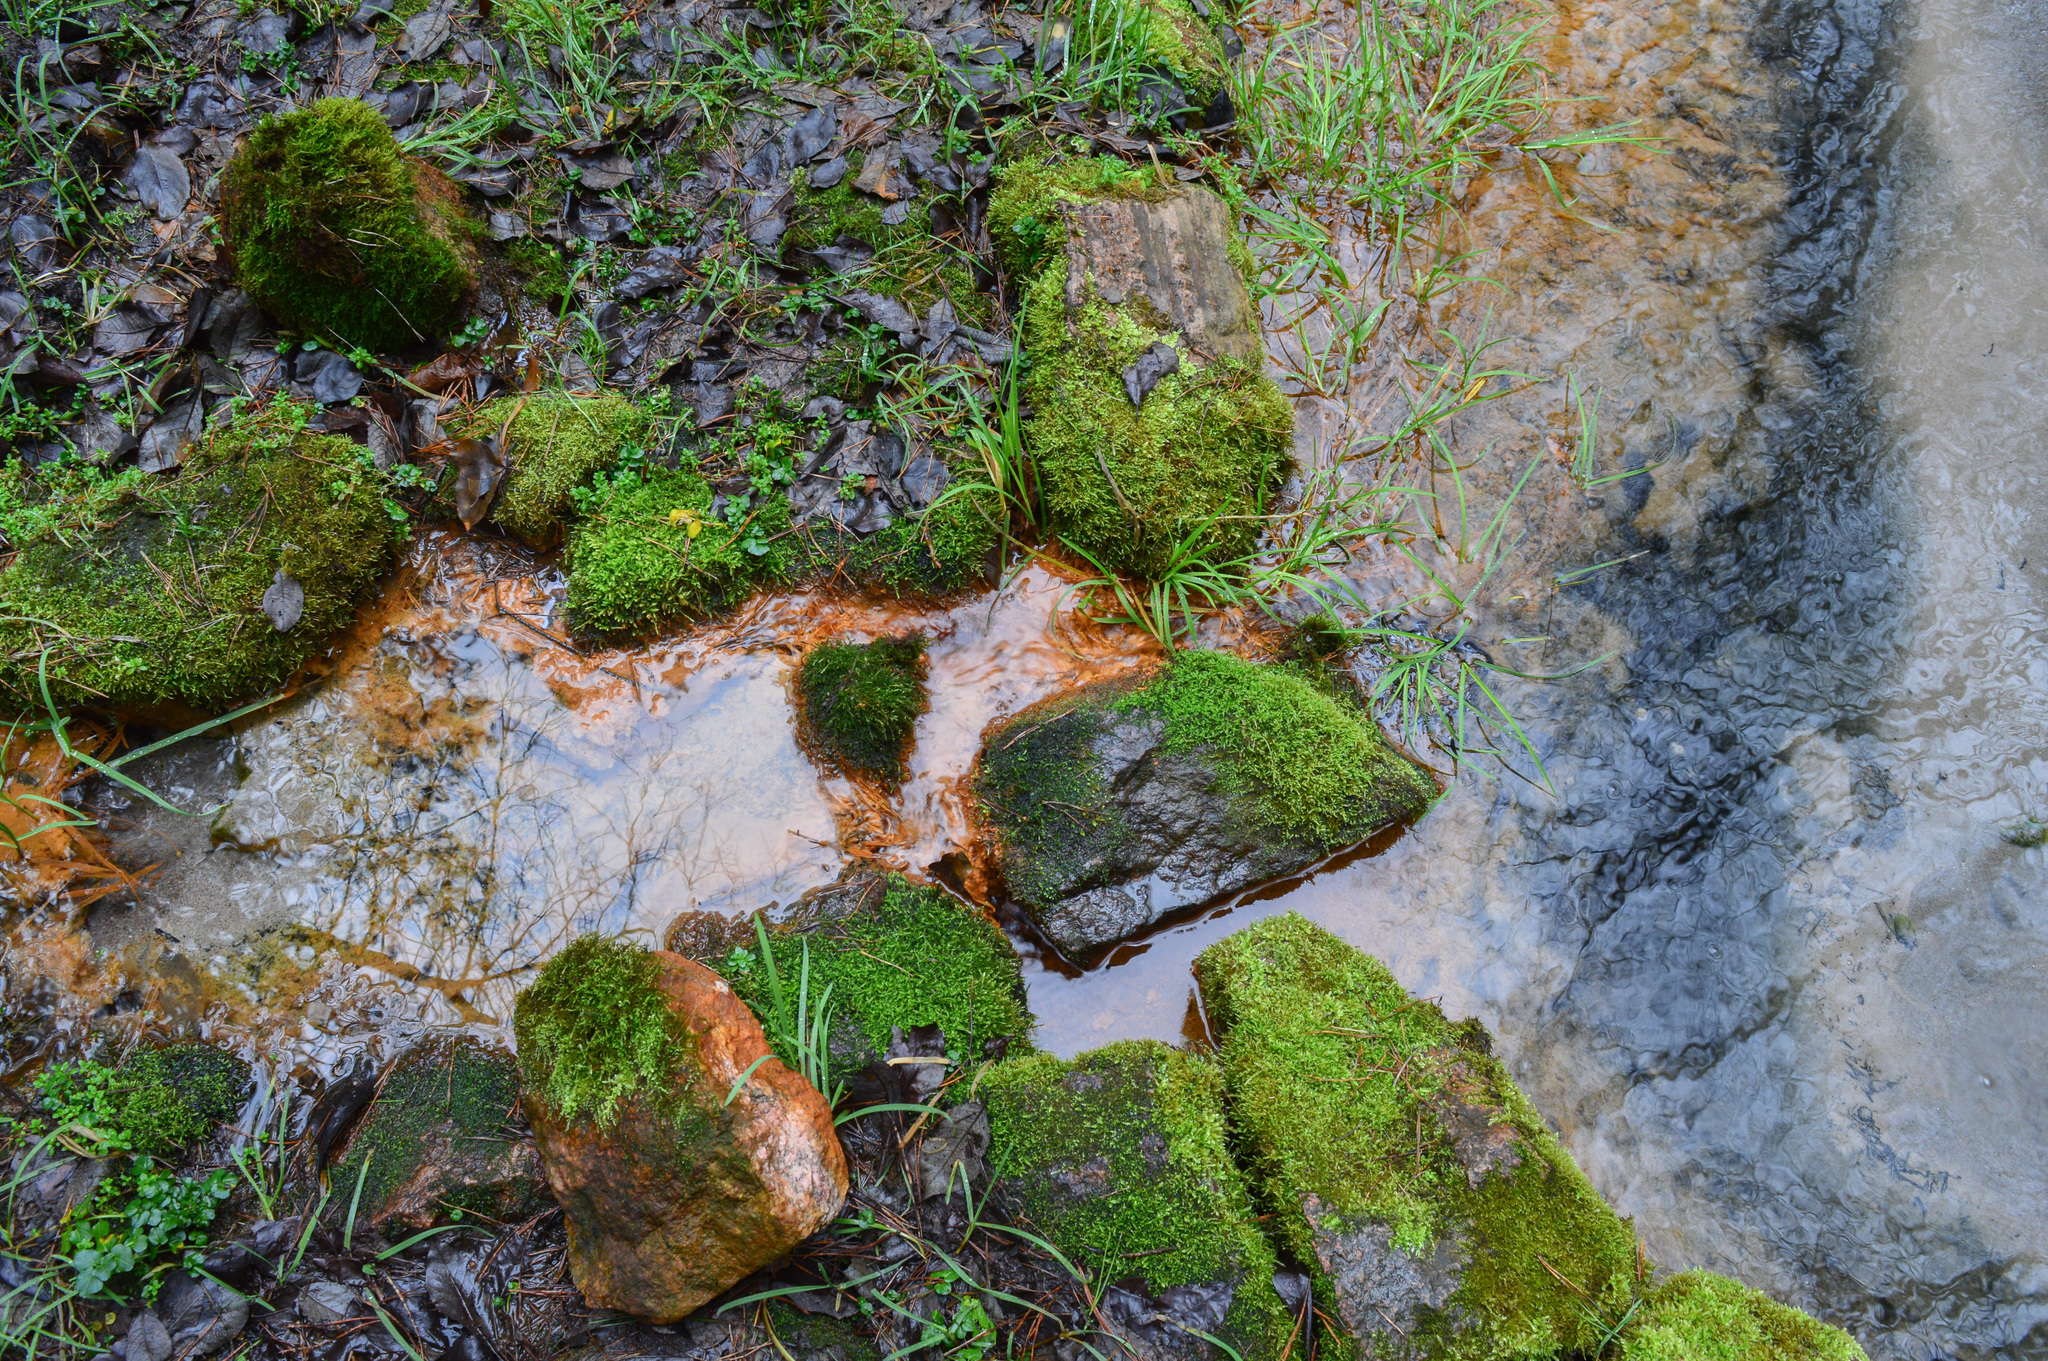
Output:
top-left (980, 1039), bottom-right (1294, 1361)
top-left (1194, 914), bottom-right (1640, 1361)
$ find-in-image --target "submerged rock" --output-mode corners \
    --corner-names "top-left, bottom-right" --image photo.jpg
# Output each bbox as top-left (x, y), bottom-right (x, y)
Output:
top-left (328, 1033), bottom-right (549, 1232)
top-left (975, 652), bottom-right (1434, 955)
top-left (980, 1040), bottom-right (1293, 1361)
top-left (989, 162), bottom-right (1286, 580)
top-left (514, 937), bottom-right (846, 1322)
top-left (1193, 917), bottom-right (1869, 1361)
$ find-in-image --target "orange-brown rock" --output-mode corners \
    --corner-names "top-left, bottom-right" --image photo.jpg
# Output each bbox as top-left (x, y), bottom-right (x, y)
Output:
top-left (523, 951), bottom-right (847, 1322)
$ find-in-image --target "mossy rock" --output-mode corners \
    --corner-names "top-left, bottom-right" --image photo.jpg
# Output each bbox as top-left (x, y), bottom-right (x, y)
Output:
top-left (0, 402), bottom-right (402, 712)
top-left (994, 168), bottom-right (1289, 580)
top-left (797, 634), bottom-right (927, 780)
top-left (981, 1040), bottom-right (1292, 1361)
top-left (563, 458), bottom-right (795, 639)
top-left (1135, 0), bottom-right (1229, 108)
top-left (801, 478), bottom-right (1002, 598)
top-left (1619, 1272), bottom-right (1867, 1361)
top-left (1193, 914), bottom-right (1643, 1361)
top-left (975, 652), bottom-right (1435, 954)
top-left (220, 97), bottom-right (474, 352)
top-left (712, 869), bottom-right (1034, 1074)
top-left (329, 1034), bottom-right (549, 1231)
top-left (459, 390), bottom-right (650, 547)
top-left (120, 1044), bottom-right (249, 1159)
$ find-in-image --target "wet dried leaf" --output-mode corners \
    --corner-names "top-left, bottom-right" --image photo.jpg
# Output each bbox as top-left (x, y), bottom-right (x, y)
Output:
top-left (262, 570), bottom-right (305, 631)
top-left (452, 435), bottom-right (507, 530)
top-left (124, 145), bottom-right (191, 220)
top-left (408, 351), bottom-right (477, 393)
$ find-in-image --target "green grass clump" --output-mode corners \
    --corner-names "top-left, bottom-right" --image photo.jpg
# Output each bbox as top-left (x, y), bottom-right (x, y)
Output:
top-left (220, 97), bottom-right (473, 352)
top-left (32, 1045), bottom-right (249, 1160)
top-left (1620, 1273), bottom-right (1867, 1361)
top-left (1195, 915), bottom-right (1642, 1361)
top-left (461, 390), bottom-right (650, 546)
top-left (797, 635), bottom-right (927, 780)
top-left (1124, 650), bottom-right (1436, 842)
top-left (0, 400), bottom-right (402, 712)
top-left (331, 1035), bottom-right (548, 1227)
top-left (1018, 261), bottom-right (1290, 580)
top-left (513, 935), bottom-right (698, 1130)
top-left (981, 1041), bottom-right (1292, 1361)
top-left (563, 458), bottom-right (794, 638)
top-left (720, 874), bottom-right (1032, 1067)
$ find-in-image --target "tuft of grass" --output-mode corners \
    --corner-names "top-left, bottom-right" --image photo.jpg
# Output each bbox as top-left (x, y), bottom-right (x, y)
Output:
top-left (219, 98), bottom-right (473, 352)
top-left (512, 935), bottom-right (696, 1130)
top-left (797, 635), bottom-right (928, 781)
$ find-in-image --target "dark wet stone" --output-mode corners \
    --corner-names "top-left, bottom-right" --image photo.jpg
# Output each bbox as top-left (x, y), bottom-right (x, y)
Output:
top-left (1059, 186), bottom-right (1262, 362)
top-left (1121, 341), bottom-right (1179, 409)
top-left (807, 153), bottom-right (849, 189)
top-left (124, 144), bottom-right (190, 220)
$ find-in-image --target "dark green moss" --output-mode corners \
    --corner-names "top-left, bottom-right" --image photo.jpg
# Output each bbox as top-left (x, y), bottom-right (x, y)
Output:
top-left (513, 935), bottom-right (698, 1131)
top-left (562, 458), bottom-right (794, 639)
top-left (1195, 915), bottom-right (1642, 1361)
top-left (766, 1299), bottom-right (883, 1361)
top-left (981, 1041), bottom-right (1292, 1361)
top-left (820, 478), bottom-right (1002, 596)
top-left (503, 238), bottom-right (571, 308)
top-left (220, 97), bottom-right (473, 351)
top-left (331, 1035), bottom-right (547, 1228)
top-left (460, 390), bottom-right (650, 547)
top-left (1621, 1272), bottom-right (1866, 1361)
top-left (721, 873), bottom-right (1033, 1068)
top-left (798, 635), bottom-right (927, 780)
top-left (31, 1045), bottom-right (250, 1160)
top-left (1021, 263), bottom-right (1290, 580)
top-left (0, 401), bottom-right (402, 713)
top-left (973, 674), bottom-right (1146, 911)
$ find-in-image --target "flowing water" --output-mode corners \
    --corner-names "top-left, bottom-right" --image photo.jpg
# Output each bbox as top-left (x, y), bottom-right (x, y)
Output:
top-left (13, 0), bottom-right (2048, 1352)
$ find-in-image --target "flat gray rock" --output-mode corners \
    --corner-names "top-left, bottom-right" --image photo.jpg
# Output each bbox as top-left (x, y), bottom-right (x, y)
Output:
top-left (1059, 186), bottom-right (1261, 362)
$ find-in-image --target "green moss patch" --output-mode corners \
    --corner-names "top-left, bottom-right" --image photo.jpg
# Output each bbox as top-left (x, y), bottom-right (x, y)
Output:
top-left (719, 872), bottom-right (1033, 1069)
top-left (0, 401), bottom-right (402, 712)
top-left (220, 97), bottom-right (473, 352)
top-left (461, 390), bottom-right (650, 547)
top-left (513, 935), bottom-right (698, 1131)
top-left (331, 1034), bottom-right (548, 1229)
top-left (804, 477), bottom-right (1002, 597)
top-left (1019, 257), bottom-right (1289, 580)
top-left (563, 458), bottom-right (794, 639)
top-left (1127, 650), bottom-right (1436, 842)
top-left (30, 1044), bottom-right (249, 1160)
top-left (797, 634), bottom-right (927, 780)
top-left (1621, 1272), bottom-right (1867, 1361)
top-left (787, 157), bottom-right (994, 329)
top-left (981, 1041), bottom-right (1292, 1361)
top-left (987, 155), bottom-right (1168, 280)
top-left (1195, 915), bottom-right (1642, 1361)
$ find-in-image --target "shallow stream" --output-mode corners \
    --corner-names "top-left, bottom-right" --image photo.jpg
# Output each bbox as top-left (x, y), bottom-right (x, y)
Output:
top-left (17, 0), bottom-right (2048, 1351)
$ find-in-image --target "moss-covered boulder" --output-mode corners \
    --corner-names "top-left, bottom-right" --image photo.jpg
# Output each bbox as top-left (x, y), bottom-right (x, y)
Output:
top-left (711, 869), bottom-right (1034, 1075)
top-left (460, 390), bottom-right (650, 547)
top-left (1619, 1272), bottom-right (1866, 1361)
top-left (989, 163), bottom-right (1284, 579)
top-left (564, 457), bottom-right (794, 639)
top-left (797, 634), bottom-right (927, 780)
top-left (1195, 915), bottom-right (1641, 1361)
top-left (975, 652), bottom-right (1434, 955)
top-left (0, 400), bottom-right (402, 712)
top-left (982, 1041), bottom-right (1292, 1361)
top-left (220, 97), bottom-right (474, 352)
top-left (514, 936), bottom-right (847, 1322)
top-left (328, 1034), bottom-right (549, 1232)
